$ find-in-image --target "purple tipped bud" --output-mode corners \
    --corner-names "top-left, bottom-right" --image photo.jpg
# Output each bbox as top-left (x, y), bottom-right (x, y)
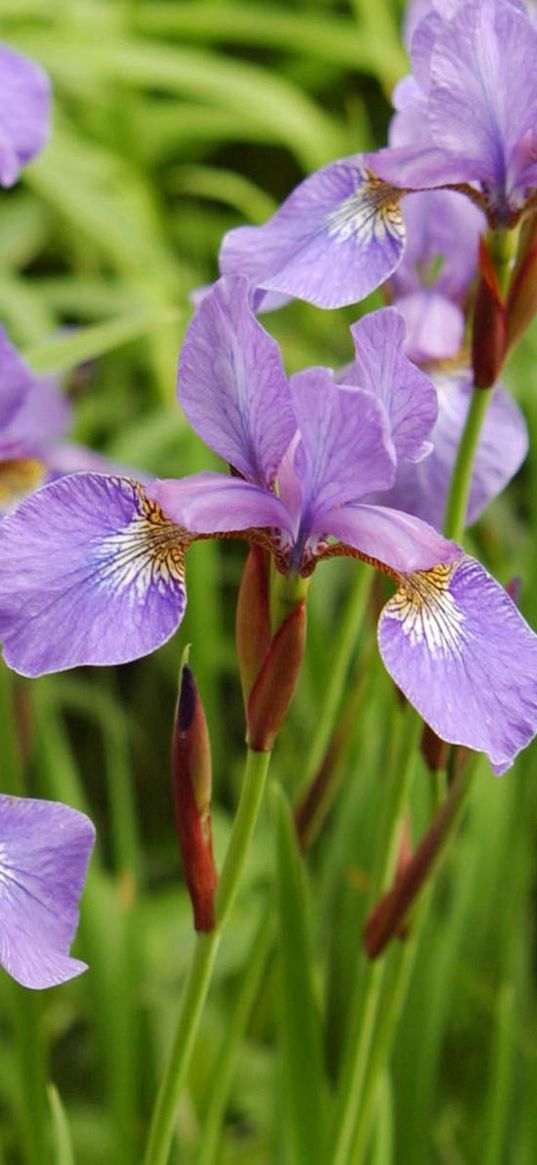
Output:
top-left (172, 655), bottom-right (218, 932)
top-left (246, 600), bottom-right (307, 752)
top-left (236, 545), bottom-right (271, 708)
top-left (471, 238), bottom-right (507, 389)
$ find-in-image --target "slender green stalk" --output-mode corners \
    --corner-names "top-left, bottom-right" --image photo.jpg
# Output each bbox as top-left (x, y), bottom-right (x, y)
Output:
top-left (0, 662), bottom-right (24, 796)
top-left (296, 564), bottom-right (372, 799)
top-left (143, 747), bottom-right (271, 1165)
top-left (442, 387), bottom-right (492, 542)
top-left (330, 704), bottom-right (422, 1165)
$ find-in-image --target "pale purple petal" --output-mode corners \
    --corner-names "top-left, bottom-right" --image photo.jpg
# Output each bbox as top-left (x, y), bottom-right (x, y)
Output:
top-left (391, 291), bottom-right (464, 362)
top-left (219, 157), bottom-right (406, 308)
top-left (343, 308), bottom-right (437, 462)
top-left (178, 277), bottom-right (294, 487)
top-left (0, 46), bottom-right (51, 187)
top-left (368, 144), bottom-right (474, 191)
top-left (382, 371), bottom-right (528, 529)
top-left (389, 189), bottom-right (483, 301)
top-left (0, 474), bottom-right (188, 676)
top-left (146, 472), bottom-right (293, 536)
top-left (428, 0), bottom-right (537, 202)
top-left (0, 795), bottom-right (95, 989)
top-left (317, 502), bottom-right (461, 573)
top-left (0, 330), bottom-right (70, 460)
top-left (287, 369), bottom-right (396, 523)
top-left (378, 555), bottom-right (537, 773)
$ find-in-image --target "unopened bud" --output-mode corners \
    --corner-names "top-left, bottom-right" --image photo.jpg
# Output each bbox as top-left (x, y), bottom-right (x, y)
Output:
top-left (471, 238), bottom-right (507, 388)
top-left (172, 652), bottom-right (218, 931)
top-left (246, 600), bottom-right (306, 752)
top-left (236, 545), bottom-right (271, 708)
top-left (506, 212), bottom-right (537, 351)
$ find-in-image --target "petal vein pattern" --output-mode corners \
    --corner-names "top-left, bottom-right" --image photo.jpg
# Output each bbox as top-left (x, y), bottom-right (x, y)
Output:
top-left (0, 474), bottom-right (188, 675)
top-left (379, 556), bottom-right (537, 772)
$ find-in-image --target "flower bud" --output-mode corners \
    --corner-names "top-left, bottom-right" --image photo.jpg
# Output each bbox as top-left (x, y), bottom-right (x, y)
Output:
top-left (246, 600), bottom-right (306, 752)
top-left (172, 652), bottom-right (218, 931)
top-left (506, 212), bottom-right (537, 352)
top-left (236, 545), bottom-right (271, 708)
top-left (471, 237), bottom-right (507, 388)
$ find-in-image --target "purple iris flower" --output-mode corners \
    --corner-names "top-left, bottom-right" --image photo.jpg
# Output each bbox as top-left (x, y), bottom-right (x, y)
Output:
top-left (0, 327), bottom-right (117, 516)
top-left (0, 45), bottom-right (50, 187)
top-left (379, 366), bottom-right (528, 530)
top-left (0, 278), bottom-right (536, 773)
top-left (372, 0), bottom-right (537, 226)
top-left (386, 189), bottom-right (483, 362)
top-left (218, 0), bottom-right (536, 309)
top-left (0, 794), bottom-right (95, 989)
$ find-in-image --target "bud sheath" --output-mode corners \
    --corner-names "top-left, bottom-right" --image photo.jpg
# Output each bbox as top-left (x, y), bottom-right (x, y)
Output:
top-left (172, 659), bottom-right (218, 931)
top-left (246, 600), bottom-right (306, 752)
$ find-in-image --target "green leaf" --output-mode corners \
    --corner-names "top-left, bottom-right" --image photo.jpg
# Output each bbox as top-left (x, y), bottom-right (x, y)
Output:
top-left (23, 306), bottom-right (180, 373)
top-left (48, 1085), bottom-right (75, 1165)
top-left (273, 781), bottom-right (328, 1165)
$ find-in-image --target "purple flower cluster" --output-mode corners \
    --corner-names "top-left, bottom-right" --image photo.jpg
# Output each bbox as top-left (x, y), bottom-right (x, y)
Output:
top-left (0, 45), bottom-right (95, 990)
top-left (1, 0), bottom-right (537, 984)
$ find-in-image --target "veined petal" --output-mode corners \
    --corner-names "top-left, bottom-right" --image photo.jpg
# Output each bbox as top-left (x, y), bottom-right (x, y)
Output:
top-left (390, 189), bottom-right (483, 301)
top-left (382, 372), bottom-right (528, 530)
top-left (428, 0), bottom-right (537, 197)
top-left (0, 330), bottom-right (70, 460)
top-left (147, 472), bottom-right (294, 537)
top-left (0, 795), bottom-right (95, 989)
top-left (219, 157), bottom-right (406, 308)
top-left (316, 502), bottom-right (461, 574)
top-left (343, 308), bottom-right (437, 462)
top-left (178, 277), bottom-right (295, 488)
top-left (287, 369), bottom-right (396, 521)
top-left (0, 46), bottom-right (50, 187)
top-left (0, 474), bottom-right (188, 676)
top-left (378, 556), bottom-right (537, 773)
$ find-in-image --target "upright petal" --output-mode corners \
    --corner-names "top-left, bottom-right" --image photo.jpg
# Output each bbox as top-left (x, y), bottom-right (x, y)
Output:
top-left (390, 290), bottom-right (464, 363)
top-left (0, 795), bottom-right (95, 989)
top-left (389, 189), bottom-right (483, 302)
top-left (178, 277), bottom-right (294, 488)
top-left (219, 157), bottom-right (406, 308)
top-left (0, 46), bottom-right (51, 187)
top-left (343, 308), bottom-right (437, 462)
top-left (287, 368), bottom-right (396, 524)
top-left (382, 371), bottom-right (528, 530)
top-left (0, 474), bottom-right (188, 676)
top-left (378, 556), bottom-right (537, 773)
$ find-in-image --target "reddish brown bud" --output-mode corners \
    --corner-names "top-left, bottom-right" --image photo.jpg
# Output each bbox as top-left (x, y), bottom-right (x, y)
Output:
top-left (471, 237), bottom-right (507, 388)
top-left (506, 212), bottom-right (537, 351)
top-left (236, 545), bottom-right (271, 707)
top-left (246, 600), bottom-right (306, 752)
top-left (172, 655), bottom-right (218, 931)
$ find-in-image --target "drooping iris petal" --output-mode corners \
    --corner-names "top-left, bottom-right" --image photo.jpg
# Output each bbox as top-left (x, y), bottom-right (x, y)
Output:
top-left (381, 371), bottom-right (528, 530)
top-left (0, 474), bottom-right (188, 676)
top-left (314, 502), bottom-right (461, 574)
top-left (378, 556), bottom-right (537, 773)
top-left (178, 276), bottom-right (295, 488)
top-left (287, 368), bottom-right (396, 522)
top-left (0, 46), bottom-right (51, 187)
top-left (342, 308), bottom-right (438, 462)
top-left (0, 795), bottom-right (95, 989)
top-left (147, 472), bottom-right (294, 537)
top-left (219, 157), bottom-right (406, 309)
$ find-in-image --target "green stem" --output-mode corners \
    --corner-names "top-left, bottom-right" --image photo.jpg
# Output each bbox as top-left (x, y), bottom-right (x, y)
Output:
top-left (443, 387), bottom-right (492, 542)
top-left (296, 564), bottom-right (372, 801)
top-left (330, 703), bottom-right (422, 1165)
top-left (143, 747), bottom-right (271, 1165)
top-left (0, 662), bottom-right (24, 796)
